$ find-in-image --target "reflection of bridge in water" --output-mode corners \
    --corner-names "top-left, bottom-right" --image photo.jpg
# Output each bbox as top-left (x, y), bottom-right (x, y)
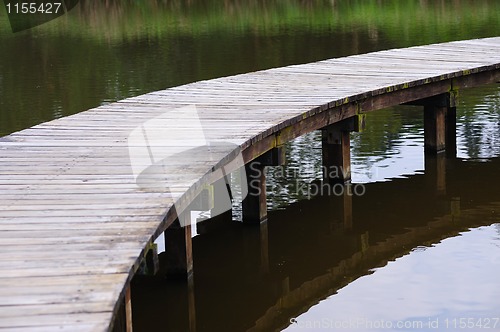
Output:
top-left (133, 157), bottom-right (500, 331)
top-left (0, 38), bottom-right (499, 331)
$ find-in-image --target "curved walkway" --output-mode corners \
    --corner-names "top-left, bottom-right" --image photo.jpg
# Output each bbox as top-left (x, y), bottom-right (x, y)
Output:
top-left (0, 37), bottom-right (499, 331)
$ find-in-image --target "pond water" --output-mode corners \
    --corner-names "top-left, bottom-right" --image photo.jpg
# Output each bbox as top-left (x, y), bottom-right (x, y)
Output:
top-left (1, 1), bottom-right (499, 331)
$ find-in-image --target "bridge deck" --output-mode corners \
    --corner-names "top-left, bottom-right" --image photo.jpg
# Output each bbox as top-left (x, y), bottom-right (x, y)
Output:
top-left (1, 37), bottom-right (500, 331)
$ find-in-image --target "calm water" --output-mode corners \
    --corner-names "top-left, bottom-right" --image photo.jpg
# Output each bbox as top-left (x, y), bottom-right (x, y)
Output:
top-left (1, 1), bottom-right (499, 331)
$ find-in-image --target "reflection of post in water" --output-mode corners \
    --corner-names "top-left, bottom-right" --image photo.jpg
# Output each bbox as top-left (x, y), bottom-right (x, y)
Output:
top-left (241, 146), bottom-right (285, 274)
top-left (406, 92), bottom-right (459, 195)
top-left (321, 116), bottom-right (363, 231)
top-left (425, 152), bottom-right (447, 196)
top-left (259, 220), bottom-right (270, 274)
top-left (360, 231), bottom-right (370, 253)
top-left (130, 158), bottom-right (500, 332)
top-left (239, 217), bottom-right (270, 276)
top-left (186, 276), bottom-right (197, 332)
top-left (326, 183), bottom-right (354, 231)
top-left (157, 212), bottom-right (197, 331)
top-left (342, 184), bottom-right (354, 230)
top-left (131, 271), bottom-right (197, 332)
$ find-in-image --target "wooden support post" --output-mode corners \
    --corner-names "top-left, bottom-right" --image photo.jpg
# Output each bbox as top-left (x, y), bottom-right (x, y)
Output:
top-left (418, 93), bottom-right (457, 193)
top-left (136, 243), bottom-right (160, 276)
top-left (322, 128), bottom-right (351, 183)
top-left (415, 92), bottom-right (457, 155)
top-left (322, 115), bottom-right (364, 184)
top-left (424, 105), bottom-right (446, 154)
top-left (446, 106), bottom-right (457, 158)
top-left (242, 161), bottom-right (267, 223)
top-left (136, 243), bottom-right (159, 276)
top-left (125, 285), bottom-right (133, 332)
top-left (408, 92), bottom-right (457, 155)
top-left (111, 284), bottom-right (133, 332)
top-left (257, 145), bottom-right (286, 167)
top-left (164, 213), bottom-right (193, 279)
top-left (241, 146), bottom-right (285, 224)
top-left (144, 244), bottom-right (159, 276)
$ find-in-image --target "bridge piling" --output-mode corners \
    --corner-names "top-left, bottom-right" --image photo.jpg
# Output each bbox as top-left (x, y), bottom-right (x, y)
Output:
top-left (415, 92), bottom-right (457, 155)
top-left (322, 128), bottom-right (351, 183)
top-left (242, 162), bottom-right (267, 223)
top-left (125, 286), bottom-right (133, 332)
top-left (242, 146), bottom-right (286, 224)
top-left (445, 105), bottom-right (457, 158)
top-left (424, 104), bottom-right (447, 154)
top-left (425, 153), bottom-right (448, 196)
top-left (163, 213), bottom-right (193, 279)
top-left (322, 115), bottom-right (365, 184)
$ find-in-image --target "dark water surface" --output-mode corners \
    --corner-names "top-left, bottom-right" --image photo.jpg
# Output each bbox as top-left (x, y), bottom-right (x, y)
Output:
top-left (1, 1), bottom-right (499, 331)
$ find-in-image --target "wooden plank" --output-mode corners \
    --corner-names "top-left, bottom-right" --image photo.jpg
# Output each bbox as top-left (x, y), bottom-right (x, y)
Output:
top-left (0, 265), bottom-right (132, 279)
top-left (0, 281), bottom-right (125, 298)
top-left (0, 242), bottom-right (146, 252)
top-left (0, 227), bottom-right (154, 238)
top-left (0, 322), bottom-right (110, 331)
top-left (0, 302), bottom-right (114, 319)
top-left (0, 228), bottom-right (154, 238)
top-left (0, 313), bottom-right (112, 328)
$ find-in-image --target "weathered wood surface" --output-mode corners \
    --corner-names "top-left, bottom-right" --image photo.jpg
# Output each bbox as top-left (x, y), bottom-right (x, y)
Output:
top-left (1, 37), bottom-right (500, 331)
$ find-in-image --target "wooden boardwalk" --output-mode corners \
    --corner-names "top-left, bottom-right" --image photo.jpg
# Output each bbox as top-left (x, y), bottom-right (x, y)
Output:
top-left (1, 37), bottom-right (500, 331)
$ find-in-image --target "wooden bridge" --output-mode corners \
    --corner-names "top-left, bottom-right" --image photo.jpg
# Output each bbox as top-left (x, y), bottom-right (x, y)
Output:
top-left (1, 37), bottom-right (499, 331)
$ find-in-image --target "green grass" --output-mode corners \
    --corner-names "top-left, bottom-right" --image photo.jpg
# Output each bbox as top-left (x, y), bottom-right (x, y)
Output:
top-left (1, 0), bottom-right (499, 43)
